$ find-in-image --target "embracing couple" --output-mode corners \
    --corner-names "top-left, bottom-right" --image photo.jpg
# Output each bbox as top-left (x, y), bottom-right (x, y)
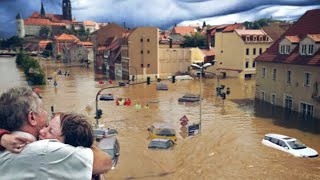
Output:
top-left (0, 86), bottom-right (112, 179)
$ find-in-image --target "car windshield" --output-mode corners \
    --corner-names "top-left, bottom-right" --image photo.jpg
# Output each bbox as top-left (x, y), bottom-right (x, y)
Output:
top-left (156, 129), bottom-right (175, 136)
top-left (149, 141), bottom-right (168, 149)
top-left (287, 140), bottom-right (306, 149)
top-left (94, 130), bottom-right (105, 135)
top-left (103, 149), bottom-right (115, 159)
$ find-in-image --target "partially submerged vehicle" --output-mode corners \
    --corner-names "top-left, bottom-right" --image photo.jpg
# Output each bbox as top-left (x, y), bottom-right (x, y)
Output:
top-left (262, 133), bottom-right (318, 158)
top-left (148, 139), bottom-right (174, 150)
top-left (98, 137), bottom-right (120, 169)
top-left (99, 94), bottom-right (114, 101)
top-left (93, 128), bottom-right (118, 141)
top-left (147, 123), bottom-right (177, 142)
top-left (178, 94), bottom-right (200, 102)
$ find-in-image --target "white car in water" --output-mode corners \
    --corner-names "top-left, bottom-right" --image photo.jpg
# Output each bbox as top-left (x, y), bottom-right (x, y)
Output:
top-left (262, 133), bottom-right (318, 158)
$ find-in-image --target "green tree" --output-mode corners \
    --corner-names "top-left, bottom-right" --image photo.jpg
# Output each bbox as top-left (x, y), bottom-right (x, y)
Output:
top-left (183, 33), bottom-right (206, 47)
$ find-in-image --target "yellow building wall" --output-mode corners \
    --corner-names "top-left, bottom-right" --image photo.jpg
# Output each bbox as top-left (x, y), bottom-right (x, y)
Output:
top-left (256, 61), bottom-right (320, 119)
top-left (128, 27), bottom-right (159, 80)
top-left (214, 31), bottom-right (272, 78)
top-left (190, 48), bottom-right (204, 63)
top-left (158, 48), bottom-right (192, 77)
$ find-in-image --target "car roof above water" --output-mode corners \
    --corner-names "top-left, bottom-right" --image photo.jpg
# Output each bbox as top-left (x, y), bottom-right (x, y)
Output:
top-left (151, 123), bottom-right (175, 129)
top-left (151, 139), bottom-right (171, 142)
top-left (98, 137), bottom-right (117, 149)
top-left (265, 133), bottom-right (296, 141)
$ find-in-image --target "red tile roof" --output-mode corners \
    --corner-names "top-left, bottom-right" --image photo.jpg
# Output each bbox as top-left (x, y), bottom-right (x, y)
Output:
top-left (256, 9), bottom-right (320, 66)
top-left (172, 26), bottom-right (196, 36)
top-left (201, 48), bottom-right (215, 56)
top-left (223, 23), bottom-right (243, 32)
top-left (24, 18), bottom-right (66, 26)
top-left (285, 36), bottom-right (300, 43)
top-left (77, 41), bottom-right (93, 47)
top-left (55, 33), bottom-right (80, 42)
top-left (38, 40), bottom-right (52, 49)
top-left (308, 34), bottom-right (320, 42)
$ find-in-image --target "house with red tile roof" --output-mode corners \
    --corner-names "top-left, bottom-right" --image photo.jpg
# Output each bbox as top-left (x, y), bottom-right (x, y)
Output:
top-left (255, 9), bottom-right (320, 119)
top-left (171, 26), bottom-right (197, 36)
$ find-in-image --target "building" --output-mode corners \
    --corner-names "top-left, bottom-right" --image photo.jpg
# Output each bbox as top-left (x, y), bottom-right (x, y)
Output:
top-left (53, 33), bottom-right (92, 64)
top-left (255, 9), bottom-right (320, 119)
top-left (16, 0), bottom-right (101, 38)
top-left (213, 29), bottom-right (273, 78)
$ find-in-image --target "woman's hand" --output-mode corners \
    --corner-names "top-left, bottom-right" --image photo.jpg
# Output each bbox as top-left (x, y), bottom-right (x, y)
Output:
top-left (0, 134), bottom-right (34, 153)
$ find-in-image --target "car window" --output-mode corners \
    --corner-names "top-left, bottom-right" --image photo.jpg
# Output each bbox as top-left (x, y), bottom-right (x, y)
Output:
top-left (287, 140), bottom-right (306, 150)
top-left (264, 136), bottom-right (271, 141)
top-left (156, 129), bottom-right (175, 136)
top-left (278, 140), bottom-right (288, 148)
top-left (270, 138), bottom-right (279, 145)
top-left (103, 149), bottom-right (115, 159)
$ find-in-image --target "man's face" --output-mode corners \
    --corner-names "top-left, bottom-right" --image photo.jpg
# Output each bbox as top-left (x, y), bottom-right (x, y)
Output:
top-left (32, 93), bottom-right (48, 136)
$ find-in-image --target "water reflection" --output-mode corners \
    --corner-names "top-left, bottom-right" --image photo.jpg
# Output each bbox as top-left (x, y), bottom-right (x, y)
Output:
top-left (254, 99), bottom-right (320, 134)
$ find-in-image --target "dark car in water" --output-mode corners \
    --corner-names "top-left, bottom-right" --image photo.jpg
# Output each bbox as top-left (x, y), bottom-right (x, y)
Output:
top-left (148, 139), bottom-right (174, 150)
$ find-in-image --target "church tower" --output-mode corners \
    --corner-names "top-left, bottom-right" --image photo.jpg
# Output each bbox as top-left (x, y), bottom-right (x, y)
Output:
top-left (40, 1), bottom-right (46, 18)
top-left (62, 0), bottom-right (72, 20)
top-left (16, 13), bottom-right (25, 38)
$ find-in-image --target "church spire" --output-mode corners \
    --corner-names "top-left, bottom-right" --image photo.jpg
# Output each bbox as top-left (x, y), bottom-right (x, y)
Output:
top-left (16, 12), bottom-right (22, 19)
top-left (40, 1), bottom-right (46, 18)
top-left (62, 0), bottom-right (72, 20)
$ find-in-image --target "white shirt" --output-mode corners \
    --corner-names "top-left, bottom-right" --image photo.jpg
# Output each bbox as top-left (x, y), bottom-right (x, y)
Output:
top-left (0, 132), bottom-right (93, 180)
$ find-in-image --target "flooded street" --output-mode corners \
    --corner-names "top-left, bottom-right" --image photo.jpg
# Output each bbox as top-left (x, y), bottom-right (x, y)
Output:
top-left (1, 56), bottom-right (320, 180)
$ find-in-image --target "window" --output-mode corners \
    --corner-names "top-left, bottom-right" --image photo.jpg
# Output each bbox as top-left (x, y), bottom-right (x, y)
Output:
top-left (284, 95), bottom-right (293, 110)
top-left (147, 39), bottom-right (150, 42)
top-left (259, 36), bottom-right (263, 41)
top-left (262, 67), bottom-right (266, 78)
top-left (304, 72), bottom-right (311, 86)
top-left (147, 50), bottom-right (150, 54)
top-left (140, 64), bottom-right (144, 68)
top-left (280, 45), bottom-right (285, 54)
top-left (308, 44), bottom-right (314, 55)
top-left (301, 44), bottom-right (307, 54)
top-left (245, 61), bottom-right (249, 68)
top-left (300, 102), bottom-right (314, 118)
top-left (253, 36), bottom-right (257, 41)
top-left (285, 45), bottom-right (291, 54)
top-left (140, 38), bottom-right (143, 42)
top-left (246, 36), bottom-right (250, 41)
top-left (252, 61), bottom-right (255, 68)
top-left (272, 69), bottom-right (277, 80)
top-left (253, 48), bottom-right (256, 55)
top-left (140, 50), bottom-right (143, 54)
top-left (287, 70), bottom-right (292, 83)
top-left (271, 94), bottom-right (276, 105)
top-left (246, 48), bottom-right (249, 55)
top-left (261, 91), bottom-right (265, 101)
top-left (259, 48), bottom-right (263, 54)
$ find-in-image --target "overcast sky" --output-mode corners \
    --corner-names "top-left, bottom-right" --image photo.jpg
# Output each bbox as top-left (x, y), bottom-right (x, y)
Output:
top-left (0, 0), bottom-right (320, 37)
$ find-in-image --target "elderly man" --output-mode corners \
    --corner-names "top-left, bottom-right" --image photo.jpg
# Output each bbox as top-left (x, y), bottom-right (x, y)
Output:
top-left (0, 86), bottom-right (112, 179)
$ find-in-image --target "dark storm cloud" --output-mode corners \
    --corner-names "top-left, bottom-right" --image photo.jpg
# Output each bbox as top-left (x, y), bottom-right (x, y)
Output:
top-left (0, 0), bottom-right (320, 38)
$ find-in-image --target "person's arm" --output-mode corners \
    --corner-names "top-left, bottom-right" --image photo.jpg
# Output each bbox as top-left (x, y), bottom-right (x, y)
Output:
top-left (0, 132), bottom-right (34, 153)
top-left (91, 145), bottom-right (112, 175)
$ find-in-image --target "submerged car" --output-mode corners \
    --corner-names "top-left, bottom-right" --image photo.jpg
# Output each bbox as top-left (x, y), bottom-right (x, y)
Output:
top-left (93, 128), bottom-right (118, 141)
top-left (98, 137), bottom-right (120, 169)
top-left (178, 94), bottom-right (200, 102)
top-left (262, 133), bottom-right (318, 158)
top-left (147, 123), bottom-right (177, 142)
top-left (148, 139), bottom-right (174, 150)
top-left (99, 94), bottom-right (114, 101)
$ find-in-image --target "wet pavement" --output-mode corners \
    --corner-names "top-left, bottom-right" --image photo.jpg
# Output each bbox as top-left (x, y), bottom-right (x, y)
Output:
top-left (1, 56), bottom-right (320, 180)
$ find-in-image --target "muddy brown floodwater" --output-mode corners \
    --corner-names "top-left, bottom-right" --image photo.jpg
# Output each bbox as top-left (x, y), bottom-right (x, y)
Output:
top-left (1, 56), bottom-right (320, 180)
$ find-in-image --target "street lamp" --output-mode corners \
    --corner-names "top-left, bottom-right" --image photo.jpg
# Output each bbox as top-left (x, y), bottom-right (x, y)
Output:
top-left (190, 62), bottom-right (212, 134)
